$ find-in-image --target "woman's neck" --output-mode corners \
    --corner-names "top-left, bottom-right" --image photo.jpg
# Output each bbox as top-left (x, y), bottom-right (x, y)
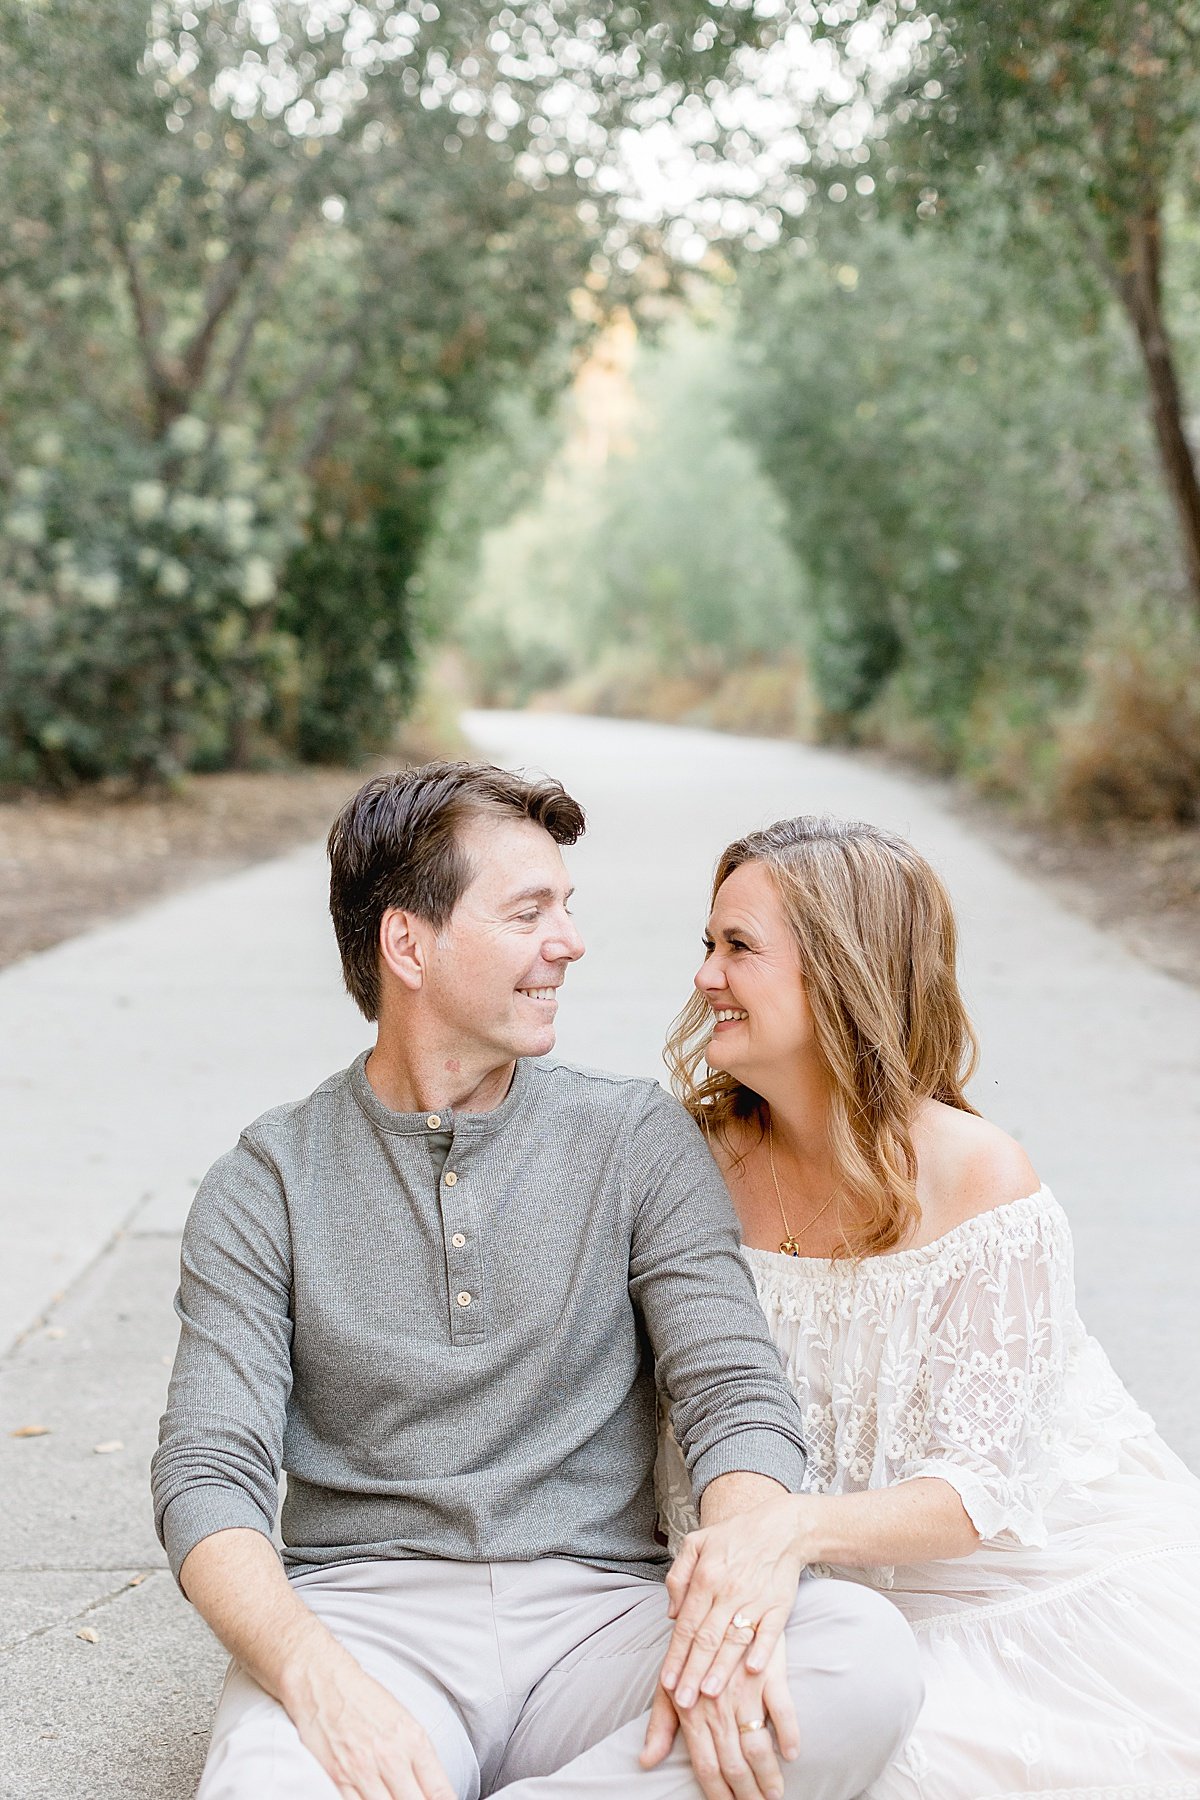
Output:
top-left (753, 1058), bottom-right (836, 1176)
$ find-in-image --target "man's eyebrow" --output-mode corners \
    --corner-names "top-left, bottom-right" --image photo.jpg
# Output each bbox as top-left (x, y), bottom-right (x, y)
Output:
top-left (506, 884), bottom-right (576, 907)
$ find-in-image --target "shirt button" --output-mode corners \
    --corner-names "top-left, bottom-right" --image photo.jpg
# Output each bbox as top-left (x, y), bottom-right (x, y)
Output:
top-left (451, 1233), bottom-right (467, 1248)
top-left (444, 1170), bottom-right (458, 1187)
top-left (456, 1291), bottom-right (472, 1307)
top-left (426, 1115), bottom-right (441, 1130)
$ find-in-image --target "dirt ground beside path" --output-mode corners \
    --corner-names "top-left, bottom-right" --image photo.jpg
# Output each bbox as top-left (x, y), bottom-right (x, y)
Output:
top-left (951, 797), bottom-right (1200, 990)
top-left (2, 730), bottom-right (1198, 988)
top-left (0, 761), bottom-right (397, 971)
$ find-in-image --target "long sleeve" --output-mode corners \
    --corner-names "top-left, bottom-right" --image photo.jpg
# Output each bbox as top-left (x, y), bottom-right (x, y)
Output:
top-left (151, 1132), bottom-right (294, 1584)
top-left (626, 1087), bottom-right (807, 1501)
top-left (893, 1200), bottom-right (1073, 1546)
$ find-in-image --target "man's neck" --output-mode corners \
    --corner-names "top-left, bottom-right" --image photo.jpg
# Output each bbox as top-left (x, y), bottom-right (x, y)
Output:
top-left (364, 1037), bottom-right (517, 1117)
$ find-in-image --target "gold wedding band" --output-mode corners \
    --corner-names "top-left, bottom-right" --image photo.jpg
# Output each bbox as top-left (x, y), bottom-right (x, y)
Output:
top-left (737, 1718), bottom-right (768, 1735)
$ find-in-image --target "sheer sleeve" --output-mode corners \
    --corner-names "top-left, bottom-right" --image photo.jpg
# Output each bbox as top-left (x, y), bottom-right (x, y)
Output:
top-left (893, 1196), bottom-right (1074, 1547)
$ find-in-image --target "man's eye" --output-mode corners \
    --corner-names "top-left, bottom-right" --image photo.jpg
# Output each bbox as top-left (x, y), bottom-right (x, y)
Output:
top-left (517, 910), bottom-right (539, 923)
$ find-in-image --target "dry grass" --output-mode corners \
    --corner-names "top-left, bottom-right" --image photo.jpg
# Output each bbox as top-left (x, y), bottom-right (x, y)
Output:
top-left (536, 649), bottom-right (816, 740)
top-left (1052, 614), bottom-right (1200, 826)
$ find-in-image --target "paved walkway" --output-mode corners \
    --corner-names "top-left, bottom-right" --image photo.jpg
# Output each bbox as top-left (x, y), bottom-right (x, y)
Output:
top-left (2, 710), bottom-right (1198, 1798)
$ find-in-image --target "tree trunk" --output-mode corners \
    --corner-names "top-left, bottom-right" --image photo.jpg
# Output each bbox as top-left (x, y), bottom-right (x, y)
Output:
top-left (1118, 210), bottom-right (1200, 616)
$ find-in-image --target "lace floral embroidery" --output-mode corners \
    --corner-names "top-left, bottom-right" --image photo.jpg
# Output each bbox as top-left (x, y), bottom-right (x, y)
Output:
top-left (656, 1190), bottom-right (1153, 1557)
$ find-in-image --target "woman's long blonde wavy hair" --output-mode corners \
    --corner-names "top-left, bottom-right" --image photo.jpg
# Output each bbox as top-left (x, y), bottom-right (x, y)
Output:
top-left (664, 816), bottom-right (980, 1259)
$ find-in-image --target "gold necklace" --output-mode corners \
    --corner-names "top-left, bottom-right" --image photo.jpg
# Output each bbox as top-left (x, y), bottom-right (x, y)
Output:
top-left (767, 1121), bottom-right (838, 1256)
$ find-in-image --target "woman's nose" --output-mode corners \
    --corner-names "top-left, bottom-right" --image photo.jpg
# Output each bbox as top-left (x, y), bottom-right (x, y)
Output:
top-left (695, 954), bottom-right (721, 994)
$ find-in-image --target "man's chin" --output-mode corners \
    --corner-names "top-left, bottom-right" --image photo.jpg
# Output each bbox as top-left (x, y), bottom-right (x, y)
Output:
top-left (504, 1023), bottom-right (557, 1061)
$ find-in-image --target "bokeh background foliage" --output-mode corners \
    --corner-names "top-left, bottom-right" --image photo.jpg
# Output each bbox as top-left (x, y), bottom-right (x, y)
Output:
top-left (3, 0), bottom-right (1200, 828)
top-left (443, 0), bottom-right (1200, 827)
top-left (0, 0), bottom-right (744, 785)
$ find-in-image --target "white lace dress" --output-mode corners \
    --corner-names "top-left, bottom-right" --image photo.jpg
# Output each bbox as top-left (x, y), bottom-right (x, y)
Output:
top-left (656, 1187), bottom-right (1200, 1798)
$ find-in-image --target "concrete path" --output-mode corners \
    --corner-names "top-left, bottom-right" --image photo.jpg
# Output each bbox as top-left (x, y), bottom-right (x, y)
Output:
top-left (2, 709), bottom-right (1198, 1798)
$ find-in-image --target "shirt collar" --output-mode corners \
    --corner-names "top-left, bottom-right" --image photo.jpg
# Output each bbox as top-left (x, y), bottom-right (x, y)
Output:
top-left (348, 1048), bottom-right (536, 1139)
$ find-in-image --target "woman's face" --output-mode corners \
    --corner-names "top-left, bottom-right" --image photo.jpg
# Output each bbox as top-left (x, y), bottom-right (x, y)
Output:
top-left (695, 860), bottom-right (817, 1081)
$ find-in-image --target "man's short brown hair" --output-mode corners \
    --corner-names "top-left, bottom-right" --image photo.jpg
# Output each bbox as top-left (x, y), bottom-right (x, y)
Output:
top-left (327, 759), bottom-right (586, 1020)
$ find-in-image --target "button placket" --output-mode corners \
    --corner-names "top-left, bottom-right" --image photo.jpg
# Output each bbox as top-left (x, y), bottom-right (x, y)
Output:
top-left (443, 1127), bottom-right (484, 1340)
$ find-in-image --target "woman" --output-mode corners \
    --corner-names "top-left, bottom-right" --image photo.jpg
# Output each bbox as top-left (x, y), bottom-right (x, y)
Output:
top-left (655, 815), bottom-right (1200, 1796)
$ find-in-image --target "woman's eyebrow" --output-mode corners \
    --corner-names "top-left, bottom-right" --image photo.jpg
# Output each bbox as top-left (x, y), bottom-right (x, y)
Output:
top-left (707, 922), bottom-right (755, 942)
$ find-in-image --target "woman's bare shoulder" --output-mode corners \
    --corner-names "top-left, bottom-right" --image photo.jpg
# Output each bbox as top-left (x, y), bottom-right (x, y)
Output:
top-left (913, 1101), bottom-right (1040, 1231)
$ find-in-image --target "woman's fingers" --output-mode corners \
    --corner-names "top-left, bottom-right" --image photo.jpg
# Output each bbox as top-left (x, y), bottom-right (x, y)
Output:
top-left (664, 1530), bottom-right (703, 1620)
top-left (743, 1600), bottom-right (791, 1677)
top-left (698, 1627), bottom-right (758, 1701)
top-left (670, 1598), bottom-right (743, 1707)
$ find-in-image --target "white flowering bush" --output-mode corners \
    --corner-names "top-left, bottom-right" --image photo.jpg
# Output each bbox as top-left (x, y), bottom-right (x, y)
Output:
top-left (0, 421), bottom-right (307, 786)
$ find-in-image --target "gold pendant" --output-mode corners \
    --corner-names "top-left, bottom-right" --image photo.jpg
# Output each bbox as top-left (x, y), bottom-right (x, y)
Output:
top-left (779, 1234), bottom-right (804, 1257)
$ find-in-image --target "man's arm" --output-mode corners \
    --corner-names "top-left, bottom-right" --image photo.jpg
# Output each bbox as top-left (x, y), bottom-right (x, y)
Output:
top-left (625, 1091), bottom-right (810, 1795)
top-left (181, 1529), bottom-right (454, 1800)
top-left (625, 1087), bottom-right (807, 1508)
top-left (153, 1137), bottom-right (453, 1800)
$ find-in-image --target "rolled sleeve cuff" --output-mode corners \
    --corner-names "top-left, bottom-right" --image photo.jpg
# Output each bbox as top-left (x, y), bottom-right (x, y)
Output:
top-left (159, 1484), bottom-right (278, 1587)
top-left (690, 1428), bottom-right (808, 1502)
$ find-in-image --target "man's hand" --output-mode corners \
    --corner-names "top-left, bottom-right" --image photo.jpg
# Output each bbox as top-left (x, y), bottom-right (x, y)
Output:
top-left (660, 1495), bottom-right (805, 1707)
top-left (642, 1640), bottom-right (799, 1800)
top-left (283, 1645), bottom-right (456, 1800)
top-left (179, 1530), bottom-right (455, 1800)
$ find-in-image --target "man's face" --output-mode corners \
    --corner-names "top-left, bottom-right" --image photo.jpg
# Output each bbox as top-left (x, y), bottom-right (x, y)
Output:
top-left (418, 813), bottom-right (585, 1064)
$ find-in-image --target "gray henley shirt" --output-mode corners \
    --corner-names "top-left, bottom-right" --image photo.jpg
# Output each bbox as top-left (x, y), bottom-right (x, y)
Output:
top-left (152, 1052), bottom-right (807, 1584)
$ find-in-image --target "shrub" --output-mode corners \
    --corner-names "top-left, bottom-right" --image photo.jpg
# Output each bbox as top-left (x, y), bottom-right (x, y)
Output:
top-left (0, 421), bottom-right (304, 789)
top-left (1052, 611), bottom-right (1200, 826)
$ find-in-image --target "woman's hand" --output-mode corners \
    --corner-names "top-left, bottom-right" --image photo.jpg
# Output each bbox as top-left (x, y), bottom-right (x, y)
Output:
top-left (660, 1495), bottom-right (808, 1707)
top-left (642, 1639), bottom-right (799, 1800)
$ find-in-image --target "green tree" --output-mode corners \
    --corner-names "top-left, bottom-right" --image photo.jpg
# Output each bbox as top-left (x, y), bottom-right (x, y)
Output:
top-left (448, 309), bottom-right (808, 702)
top-left (818, 0), bottom-right (1200, 614)
top-left (0, 0), bottom-right (770, 785)
top-left (733, 217), bottom-right (1167, 750)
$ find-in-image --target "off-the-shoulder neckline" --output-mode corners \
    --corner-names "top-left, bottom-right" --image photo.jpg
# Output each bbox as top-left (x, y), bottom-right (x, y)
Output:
top-left (741, 1183), bottom-right (1058, 1273)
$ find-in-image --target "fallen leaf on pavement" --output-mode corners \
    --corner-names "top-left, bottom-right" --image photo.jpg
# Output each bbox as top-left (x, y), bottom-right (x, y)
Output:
top-left (76, 1627), bottom-right (99, 1643)
top-left (10, 1424), bottom-right (50, 1438)
top-left (128, 1573), bottom-right (147, 1587)
top-left (93, 1440), bottom-right (124, 1455)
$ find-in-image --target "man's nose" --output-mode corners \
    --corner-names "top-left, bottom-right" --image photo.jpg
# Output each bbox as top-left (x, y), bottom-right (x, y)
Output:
top-left (547, 914), bottom-right (585, 963)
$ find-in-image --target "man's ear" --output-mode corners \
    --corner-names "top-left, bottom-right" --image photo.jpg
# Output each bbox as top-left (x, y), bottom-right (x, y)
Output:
top-left (379, 908), bottom-right (427, 992)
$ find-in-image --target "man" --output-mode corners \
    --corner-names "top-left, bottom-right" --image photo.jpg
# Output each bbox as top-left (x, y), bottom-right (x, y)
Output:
top-left (153, 760), bottom-right (920, 1800)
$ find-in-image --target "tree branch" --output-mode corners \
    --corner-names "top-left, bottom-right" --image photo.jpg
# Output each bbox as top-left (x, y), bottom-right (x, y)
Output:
top-left (212, 231), bottom-right (300, 412)
top-left (301, 339), bottom-right (366, 473)
top-left (88, 146), bottom-right (178, 428)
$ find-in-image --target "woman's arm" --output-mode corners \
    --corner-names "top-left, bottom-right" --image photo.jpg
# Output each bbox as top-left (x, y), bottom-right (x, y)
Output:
top-left (661, 1474), bottom-right (978, 1696)
top-left (789, 1476), bottom-right (980, 1568)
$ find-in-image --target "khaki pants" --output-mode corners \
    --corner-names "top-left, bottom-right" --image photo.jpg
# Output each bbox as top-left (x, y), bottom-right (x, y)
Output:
top-left (197, 1558), bottom-right (921, 1800)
